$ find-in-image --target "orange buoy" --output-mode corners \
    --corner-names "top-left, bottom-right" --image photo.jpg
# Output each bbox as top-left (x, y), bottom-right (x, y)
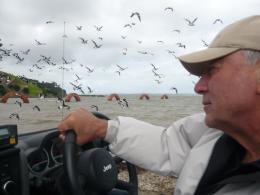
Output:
top-left (160, 94), bottom-right (169, 99)
top-left (64, 93), bottom-right (81, 102)
top-left (139, 94), bottom-right (150, 100)
top-left (107, 93), bottom-right (120, 101)
top-left (1, 91), bottom-right (29, 103)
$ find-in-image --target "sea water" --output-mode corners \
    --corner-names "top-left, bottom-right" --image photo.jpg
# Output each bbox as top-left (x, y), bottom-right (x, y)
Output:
top-left (0, 94), bottom-right (203, 134)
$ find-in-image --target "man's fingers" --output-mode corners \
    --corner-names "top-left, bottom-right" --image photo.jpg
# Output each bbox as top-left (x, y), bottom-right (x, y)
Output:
top-left (57, 113), bottom-right (73, 132)
top-left (57, 122), bottom-right (70, 133)
top-left (59, 134), bottom-right (65, 141)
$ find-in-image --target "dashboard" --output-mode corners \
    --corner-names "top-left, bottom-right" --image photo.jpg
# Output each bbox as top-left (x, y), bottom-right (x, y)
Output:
top-left (18, 128), bottom-right (108, 194)
top-left (16, 128), bottom-right (76, 195)
top-left (27, 135), bottom-right (63, 175)
top-left (18, 129), bottom-right (110, 195)
top-left (0, 127), bottom-right (66, 195)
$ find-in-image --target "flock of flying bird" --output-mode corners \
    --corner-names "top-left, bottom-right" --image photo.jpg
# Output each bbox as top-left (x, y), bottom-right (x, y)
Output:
top-left (0, 8), bottom-right (224, 121)
top-left (8, 99), bottom-right (62, 120)
top-left (6, 95), bottom-right (130, 120)
top-left (0, 10), bottom-right (223, 92)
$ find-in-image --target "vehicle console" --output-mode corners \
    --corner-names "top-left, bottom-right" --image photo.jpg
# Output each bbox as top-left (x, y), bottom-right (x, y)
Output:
top-left (0, 125), bottom-right (21, 195)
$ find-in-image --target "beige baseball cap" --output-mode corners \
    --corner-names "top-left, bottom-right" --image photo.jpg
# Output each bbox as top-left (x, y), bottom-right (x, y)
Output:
top-left (178, 15), bottom-right (260, 76)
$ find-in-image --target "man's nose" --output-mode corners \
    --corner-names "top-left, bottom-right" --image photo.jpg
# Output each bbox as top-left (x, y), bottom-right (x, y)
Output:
top-left (194, 75), bottom-right (209, 94)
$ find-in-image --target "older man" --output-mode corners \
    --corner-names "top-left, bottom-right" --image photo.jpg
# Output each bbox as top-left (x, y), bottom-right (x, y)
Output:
top-left (58, 15), bottom-right (260, 194)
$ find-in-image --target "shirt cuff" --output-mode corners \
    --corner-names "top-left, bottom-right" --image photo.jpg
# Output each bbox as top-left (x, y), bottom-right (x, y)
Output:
top-left (104, 119), bottom-right (119, 143)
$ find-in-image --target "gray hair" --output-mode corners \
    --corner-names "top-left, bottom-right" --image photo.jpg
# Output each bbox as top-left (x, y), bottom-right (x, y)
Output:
top-left (242, 50), bottom-right (260, 65)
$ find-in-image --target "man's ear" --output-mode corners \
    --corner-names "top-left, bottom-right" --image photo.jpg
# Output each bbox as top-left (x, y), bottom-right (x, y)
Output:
top-left (256, 61), bottom-right (260, 94)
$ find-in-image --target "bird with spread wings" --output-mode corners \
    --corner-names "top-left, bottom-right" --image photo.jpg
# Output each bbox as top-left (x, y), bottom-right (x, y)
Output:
top-left (130, 12), bottom-right (141, 22)
top-left (185, 17), bottom-right (198, 26)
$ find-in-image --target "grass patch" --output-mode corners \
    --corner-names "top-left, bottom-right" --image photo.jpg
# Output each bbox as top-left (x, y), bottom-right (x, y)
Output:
top-left (27, 83), bottom-right (42, 97)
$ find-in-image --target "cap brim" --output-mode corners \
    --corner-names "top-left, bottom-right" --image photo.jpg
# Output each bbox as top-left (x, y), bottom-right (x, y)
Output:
top-left (178, 47), bottom-right (239, 76)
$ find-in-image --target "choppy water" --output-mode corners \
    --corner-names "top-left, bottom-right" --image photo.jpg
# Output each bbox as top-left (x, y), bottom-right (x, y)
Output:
top-left (0, 94), bottom-right (203, 134)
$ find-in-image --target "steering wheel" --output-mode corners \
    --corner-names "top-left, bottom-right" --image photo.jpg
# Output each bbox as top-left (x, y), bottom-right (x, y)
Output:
top-left (63, 112), bottom-right (138, 195)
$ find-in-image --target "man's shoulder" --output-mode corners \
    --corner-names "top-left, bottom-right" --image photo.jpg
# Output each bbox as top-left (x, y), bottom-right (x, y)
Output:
top-left (173, 113), bottom-right (222, 143)
top-left (177, 112), bottom-right (206, 126)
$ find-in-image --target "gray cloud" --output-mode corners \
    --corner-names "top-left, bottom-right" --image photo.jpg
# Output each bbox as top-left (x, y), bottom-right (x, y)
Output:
top-left (0, 0), bottom-right (259, 95)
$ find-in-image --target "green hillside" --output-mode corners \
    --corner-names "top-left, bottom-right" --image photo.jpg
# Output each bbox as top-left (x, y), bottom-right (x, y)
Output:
top-left (0, 71), bottom-right (66, 98)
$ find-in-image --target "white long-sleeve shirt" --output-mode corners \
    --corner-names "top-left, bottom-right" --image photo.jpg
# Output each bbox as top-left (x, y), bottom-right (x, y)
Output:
top-left (104, 113), bottom-right (260, 195)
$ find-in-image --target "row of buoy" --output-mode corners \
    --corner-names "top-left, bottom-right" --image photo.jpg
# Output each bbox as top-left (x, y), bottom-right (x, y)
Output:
top-left (0, 92), bottom-right (171, 103)
top-left (0, 92), bottom-right (82, 103)
top-left (106, 93), bottom-right (169, 100)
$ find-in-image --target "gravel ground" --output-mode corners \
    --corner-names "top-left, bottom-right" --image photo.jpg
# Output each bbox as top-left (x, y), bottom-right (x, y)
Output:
top-left (117, 163), bottom-right (176, 195)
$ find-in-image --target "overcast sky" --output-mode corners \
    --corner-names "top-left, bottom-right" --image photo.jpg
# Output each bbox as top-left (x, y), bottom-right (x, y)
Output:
top-left (0, 0), bottom-right (259, 95)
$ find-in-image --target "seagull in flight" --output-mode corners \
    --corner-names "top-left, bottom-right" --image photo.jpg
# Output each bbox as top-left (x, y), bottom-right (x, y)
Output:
top-left (185, 17), bottom-right (198, 26)
top-left (79, 88), bottom-right (85, 95)
top-left (164, 7), bottom-right (173, 12)
top-left (70, 82), bottom-right (85, 94)
top-left (137, 51), bottom-right (148, 55)
top-left (58, 100), bottom-right (70, 110)
top-left (35, 39), bottom-right (46, 45)
top-left (94, 25), bottom-right (103, 31)
top-left (79, 37), bottom-right (88, 44)
top-left (130, 12), bottom-right (141, 22)
top-left (15, 100), bottom-right (22, 107)
top-left (122, 48), bottom-right (127, 55)
top-left (177, 42), bottom-right (186, 49)
top-left (152, 69), bottom-right (164, 78)
top-left (137, 40), bottom-right (142, 44)
top-left (20, 49), bottom-right (30, 55)
top-left (75, 74), bottom-right (82, 82)
top-left (170, 87), bottom-right (178, 94)
top-left (87, 86), bottom-right (94, 93)
top-left (213, 19), bottom-right (223, 24)
top-left (201, 40), bottom-right (209, 47)
top-left (62, 57), bottom-right (75, 64)
top-left (155, 79), bottom-right (162, 84)
top-left (91, 40), bottom-right (102, 48)
top-left (166, 49), bottom-right (175, 54)
top-left (157, 40), bottom-right (164, 44)
top-left (115, 71), bottom-right (121, 76)
top-left (150, 63), bottom-right (159, 71)
top-left (84, 65), bottom-right (94, 73)
top-left (91, 105), bottom-right (99, 112)
top-left (124, 24), bottom-right (132, 28)
top-left (116, 64), bottom-right (128, 71)
top-left (46, 21), bottom-right (54, 24)
top-left (32, 105), bottom-right (41, 111)
top-left (172, 29), bottom-right (181, 33)
top-left (122, 98), bottom-right (129, 107)
top-left (76, 25), bottom-right (83, 30)
top-left (9, 113), bottom-right (20, 120)
top-left (116, 98), bottom-right (128, 108)
top-left (13, 53), bottom-right (24, 64)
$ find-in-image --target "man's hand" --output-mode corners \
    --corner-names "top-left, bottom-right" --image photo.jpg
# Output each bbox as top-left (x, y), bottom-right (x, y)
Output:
top-left (58, 108), bottom-right (108, 145)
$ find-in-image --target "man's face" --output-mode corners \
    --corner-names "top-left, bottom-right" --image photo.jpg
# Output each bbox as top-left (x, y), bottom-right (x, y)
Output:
top-left (194, 51), bottom-right (258, 130)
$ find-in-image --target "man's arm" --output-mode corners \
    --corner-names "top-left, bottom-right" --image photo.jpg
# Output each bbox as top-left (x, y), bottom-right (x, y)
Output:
top-left (104, 113), bottom-right (209, 176)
